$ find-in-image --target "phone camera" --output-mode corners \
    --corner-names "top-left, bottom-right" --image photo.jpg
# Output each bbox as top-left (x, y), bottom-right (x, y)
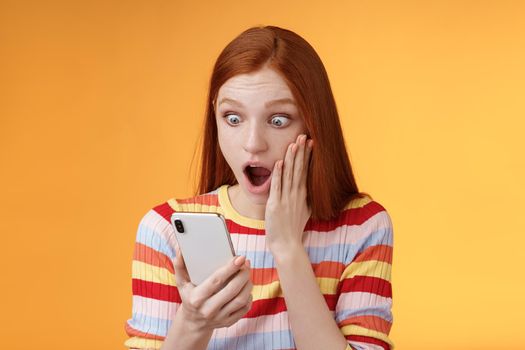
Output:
top-left (174, 219), bottom-right (185, 233)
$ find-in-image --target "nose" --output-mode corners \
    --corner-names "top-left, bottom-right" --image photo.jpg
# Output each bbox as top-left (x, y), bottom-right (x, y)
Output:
top-left (242, 123), bottom-right (268, 154)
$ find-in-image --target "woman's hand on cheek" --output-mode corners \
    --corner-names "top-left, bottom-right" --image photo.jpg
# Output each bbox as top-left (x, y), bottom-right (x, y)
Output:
top-left (265, 134), bottom-right (313, 257)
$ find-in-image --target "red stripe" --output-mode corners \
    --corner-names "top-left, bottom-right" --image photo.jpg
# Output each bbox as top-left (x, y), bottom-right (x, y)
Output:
top-left (339, 276), bottom-right (392, 298)
top-left (313, 261), bottom-right (345, 279)
top-left (346, 335), bottom-right (391, 350)
top-left (250, 267), bottom-right (280, 285)
top-left (244, 294), bottom-right (338, 318)
top-left (306, 201), bottom-right (386, 232)
top-left (153, 202), bottom-right (176, 223)
top-left (353, 245), bottom-right (393, 264)
top-left (176, 194), bottom-right (220, 206)
top-left (249, 262), bottom-right (344, 285)
top-left (227, 219), bottom-right (265, 235)
top-left (324, 294), bottom-right (338, 310)
top-left (250, 262), bottom-right (344, 285)
top-left (134, 243), bottom-right (175, 274)
top-left (245, 297), bottom-right (287, 317)
top-left (125, 322), bottom-right (165, 340)
top-left (132, 279), bottom-right (181, 303)
top-left (227, 201), bottom-right (385, 236)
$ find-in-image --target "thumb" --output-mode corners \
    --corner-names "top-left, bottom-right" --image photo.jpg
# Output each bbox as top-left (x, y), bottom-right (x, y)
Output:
top-left (174, 245), bottom-right (191, 288)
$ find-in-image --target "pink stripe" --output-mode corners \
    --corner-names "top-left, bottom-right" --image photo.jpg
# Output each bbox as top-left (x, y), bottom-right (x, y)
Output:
top-left (142, 210), bottom-right (179, 251)
top-left (132, 295), bottom-right (179, 319)
top-left (305, 211), bottom-right (391, 246)
top-left (231, 233), bottom-right (267, 253)
top-left (336, 291), bottom-right (392, 313)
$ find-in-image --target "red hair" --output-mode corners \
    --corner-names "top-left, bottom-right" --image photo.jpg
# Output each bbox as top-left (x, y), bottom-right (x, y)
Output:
top-left (197, 26), bottom-right (364, 220)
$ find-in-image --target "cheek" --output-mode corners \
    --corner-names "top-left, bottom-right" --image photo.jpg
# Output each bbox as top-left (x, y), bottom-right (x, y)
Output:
top-left (217, 127), bottom-right (239, 165)
top-left (273, 131), bottom-right (303, 156)
top-left (278, 142), bottom-right (290, 157)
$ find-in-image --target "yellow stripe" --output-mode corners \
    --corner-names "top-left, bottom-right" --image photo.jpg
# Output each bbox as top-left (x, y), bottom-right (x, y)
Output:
top-left (167, 197), bottom-right (225, 214)
top-left (167, 198), bottom-right (179, 211)
top-left (344, 195), bottom-right (373, 210)
top-left (124, 336), bottom-right (163, 350)
top-left (340, 324), bottom-right (394, 348)
top-left (132, 261), bottom-right (176, 287)
top-left (252, 280), bottom-right (282, 299)
top-left (340, 260), bottom-right (391, 282)
top-left (218, 185), bottom-right (266, 229)
top-left (251, 277), bottom-right (341, 299)
top-left (317, 277), bottom-right (340, 293)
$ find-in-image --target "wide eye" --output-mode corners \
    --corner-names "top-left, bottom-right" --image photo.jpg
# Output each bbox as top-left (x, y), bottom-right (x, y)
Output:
top-left (270, 115), bottom-right (289, 127)
top-left (225, 114), bottom-right (241, 125)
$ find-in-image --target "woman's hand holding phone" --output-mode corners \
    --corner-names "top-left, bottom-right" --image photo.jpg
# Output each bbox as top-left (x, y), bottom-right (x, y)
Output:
top-left (173, 246), bottom-right (253, 332)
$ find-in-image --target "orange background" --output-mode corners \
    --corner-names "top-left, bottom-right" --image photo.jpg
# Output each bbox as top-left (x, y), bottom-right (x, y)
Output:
top-left (1, 0), bottom-right (524, 349)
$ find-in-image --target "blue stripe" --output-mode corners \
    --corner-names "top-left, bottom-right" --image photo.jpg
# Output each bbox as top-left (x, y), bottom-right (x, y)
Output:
top-left (336, 304), bottom-right (393, 323)
top-left (207, 329), bottom-right (295, 350)
top-left (343, 226), bottom-right (393, 264)
top-left (136, 213), bottom-right (176, 259)
top-left (128, 312), bottom-right (171, 337)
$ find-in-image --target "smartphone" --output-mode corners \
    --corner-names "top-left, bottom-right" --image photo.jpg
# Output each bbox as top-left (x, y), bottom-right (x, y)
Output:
top-left (171, 212), bottom-right (236, 285)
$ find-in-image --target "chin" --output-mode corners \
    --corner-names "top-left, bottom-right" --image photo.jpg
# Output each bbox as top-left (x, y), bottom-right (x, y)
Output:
top-left (239, 183), bottom-right (270, 206)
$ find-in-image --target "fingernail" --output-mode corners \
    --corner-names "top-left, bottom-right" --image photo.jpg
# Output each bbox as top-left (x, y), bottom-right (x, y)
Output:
top-left (234, 256), bottom-right (245, 266)
top-left (245, 259), bottom-right (251, 268)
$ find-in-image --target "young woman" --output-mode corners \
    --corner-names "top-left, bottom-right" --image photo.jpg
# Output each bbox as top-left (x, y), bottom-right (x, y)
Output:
top-left (125, 26), bottom-right (394, 350)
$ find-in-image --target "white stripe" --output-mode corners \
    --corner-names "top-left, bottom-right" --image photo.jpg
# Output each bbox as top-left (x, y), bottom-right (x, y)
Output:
top-left (337, 291), bottom-right (392, 312)
top-left (132, 295), bottom-right (179, 319)
top-left (142, 209), bottom-right (179, 256)
top-left (212, 312), bottom-right (290, 339)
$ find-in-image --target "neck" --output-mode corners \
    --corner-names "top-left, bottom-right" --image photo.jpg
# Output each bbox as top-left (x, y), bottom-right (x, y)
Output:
top-left (227, 185), bottom-right (266, 220)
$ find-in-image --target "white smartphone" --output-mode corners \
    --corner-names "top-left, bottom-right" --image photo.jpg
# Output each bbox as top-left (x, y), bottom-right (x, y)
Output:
top-left (171, 212), bottom-right (236, 285)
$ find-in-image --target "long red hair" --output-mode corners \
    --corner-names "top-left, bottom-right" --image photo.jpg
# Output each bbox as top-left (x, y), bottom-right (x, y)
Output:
top-left (197, 26), bottom-right (363, 220)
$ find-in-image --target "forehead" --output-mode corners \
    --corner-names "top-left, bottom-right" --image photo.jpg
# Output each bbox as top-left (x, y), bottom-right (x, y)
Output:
top-left (217, 67), bottom-right (294, 101)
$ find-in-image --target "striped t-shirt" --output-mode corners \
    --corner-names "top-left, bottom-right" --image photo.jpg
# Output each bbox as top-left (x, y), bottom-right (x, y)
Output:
top-left (125, 185), bottom-right (394, 350)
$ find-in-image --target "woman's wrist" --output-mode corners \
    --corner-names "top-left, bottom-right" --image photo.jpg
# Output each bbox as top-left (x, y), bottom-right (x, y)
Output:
top-left (161, 307), bottom-right (213, 350)
top-left (270, 240), bottom-right (307, 266)
top-left (177, 305), bottom-right (215, 334)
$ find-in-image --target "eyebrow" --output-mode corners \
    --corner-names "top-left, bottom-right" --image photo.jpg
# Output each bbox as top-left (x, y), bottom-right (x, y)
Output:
top-left (217, 97), bottom-right (296, 108)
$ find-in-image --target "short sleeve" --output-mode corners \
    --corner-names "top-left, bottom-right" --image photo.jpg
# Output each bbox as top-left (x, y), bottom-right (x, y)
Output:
top-left (124, 208), bottom-right (181, 350)
top-left (335, 206), bottom-right (395, 350)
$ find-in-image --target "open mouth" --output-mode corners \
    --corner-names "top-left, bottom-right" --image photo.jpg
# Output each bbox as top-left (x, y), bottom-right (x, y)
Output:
top-left (244, 165), bottom-right (272, 187)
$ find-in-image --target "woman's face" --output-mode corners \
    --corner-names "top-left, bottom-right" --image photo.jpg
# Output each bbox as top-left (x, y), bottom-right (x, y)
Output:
top-left (215, 66), bottom-right (306, 206)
